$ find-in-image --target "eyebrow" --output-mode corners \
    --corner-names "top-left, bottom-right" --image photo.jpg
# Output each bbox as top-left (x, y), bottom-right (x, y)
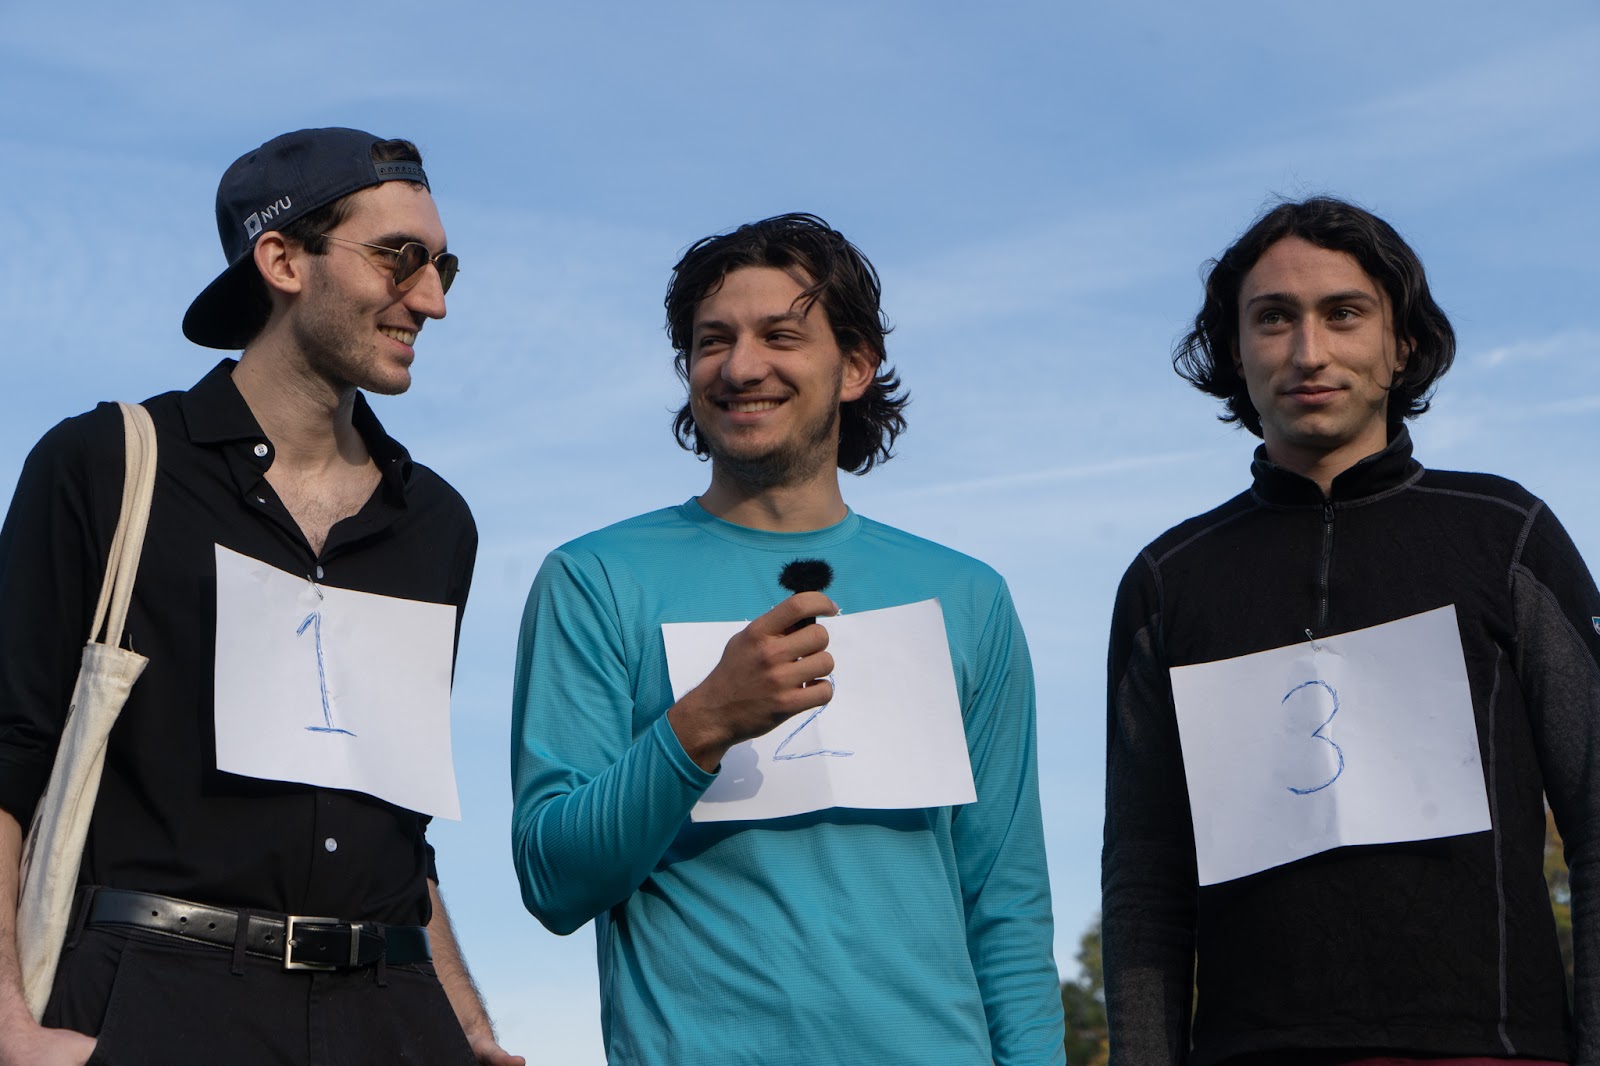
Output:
top-left (694, 311), bottom-right (808, 332)
top-left (1244, 289), bottom-right (1378, 310)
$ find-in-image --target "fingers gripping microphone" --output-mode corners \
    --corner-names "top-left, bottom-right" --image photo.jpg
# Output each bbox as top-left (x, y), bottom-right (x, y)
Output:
top-left (779, 559), bottom-right (833, 629)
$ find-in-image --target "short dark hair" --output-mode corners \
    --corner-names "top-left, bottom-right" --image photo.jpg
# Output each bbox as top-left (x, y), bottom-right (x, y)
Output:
top-left (1173, 196), bottom-right (1456, 436)
top-left (665, 213), bottom-right (908, 474)
top-left (241, 138), bottom-right (425, 339)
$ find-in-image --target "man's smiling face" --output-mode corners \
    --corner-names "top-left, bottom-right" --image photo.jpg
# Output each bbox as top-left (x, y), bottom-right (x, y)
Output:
top-left (687, 266), bottom-right (872, 490)
top-left (289, 181), bottom-right (449, 396)
top-left (1235, 236), bottom-right (1410, 479)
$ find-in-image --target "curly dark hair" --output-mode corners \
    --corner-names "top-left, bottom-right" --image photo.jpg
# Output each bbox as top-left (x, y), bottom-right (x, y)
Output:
top-left (665, 213), bottom-right (908, 474)
top-left (1173, 196), bottom-right (1456, 437)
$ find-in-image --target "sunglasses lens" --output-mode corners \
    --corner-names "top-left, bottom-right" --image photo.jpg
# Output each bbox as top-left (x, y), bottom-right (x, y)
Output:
top-left (392, 243), bottom-right (430, 290)
top-left (435, 254), bottom-right (459, 294)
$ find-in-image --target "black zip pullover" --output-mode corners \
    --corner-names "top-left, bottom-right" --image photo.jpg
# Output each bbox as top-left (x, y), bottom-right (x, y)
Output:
top-left (1103, 428), bottom-right (1600, 1064)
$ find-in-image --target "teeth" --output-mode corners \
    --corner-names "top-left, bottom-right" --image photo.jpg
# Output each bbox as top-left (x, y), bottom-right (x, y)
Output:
top-left (379, 327), bottom-right (417, 345)
top-left (726, 400), bottom-right (781, 413)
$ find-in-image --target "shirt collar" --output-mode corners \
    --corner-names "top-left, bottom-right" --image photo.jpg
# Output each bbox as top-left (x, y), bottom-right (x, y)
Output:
top-left (1250, 424), bottom-right (1422, 506)
top-left (179, 358), bottom-right (415, 501)
top-left (179, 358), bottom-right (268, 445)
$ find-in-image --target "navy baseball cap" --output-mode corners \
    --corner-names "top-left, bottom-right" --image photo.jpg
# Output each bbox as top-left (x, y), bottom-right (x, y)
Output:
top-left (183, 127), bottom-right (430, 350)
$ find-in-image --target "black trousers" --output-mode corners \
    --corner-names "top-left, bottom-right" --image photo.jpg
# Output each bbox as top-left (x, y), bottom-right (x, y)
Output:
top-left (42, 925), bottom-right (478, 1065)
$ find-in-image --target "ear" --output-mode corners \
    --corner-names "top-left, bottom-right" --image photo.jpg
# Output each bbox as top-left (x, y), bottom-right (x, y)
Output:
top-left (840, 345), bottom-right (876, 403)
top-left (1395, 334), bottom-right (1414, 375)
top-left (1230, 337), bottom-right (1243, 375)
top-left (253, 232), bottom-right (306, 297)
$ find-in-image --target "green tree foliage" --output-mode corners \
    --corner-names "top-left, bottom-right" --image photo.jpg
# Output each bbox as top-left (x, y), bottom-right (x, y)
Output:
top-left (1061, 916), bottom-right (1108, 1065)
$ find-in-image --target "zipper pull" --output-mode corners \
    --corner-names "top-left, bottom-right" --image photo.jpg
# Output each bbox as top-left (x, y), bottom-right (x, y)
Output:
top-left (1322, 500), bottom-right (1335, 523)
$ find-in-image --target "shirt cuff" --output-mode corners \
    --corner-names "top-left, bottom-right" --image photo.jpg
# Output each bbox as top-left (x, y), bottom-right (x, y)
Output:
top-left (648, 712), bottom-right (718, 793)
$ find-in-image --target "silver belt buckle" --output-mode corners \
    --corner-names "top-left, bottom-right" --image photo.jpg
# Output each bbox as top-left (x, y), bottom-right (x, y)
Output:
top-left (283, 915), bottom-right (364, 971)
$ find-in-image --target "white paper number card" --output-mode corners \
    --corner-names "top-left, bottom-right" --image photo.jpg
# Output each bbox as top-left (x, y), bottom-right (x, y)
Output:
top-left (663, 599), bottom-right (977, 822)
top-left (1169, 605), bottom-right (1489, 885)
top-left (212, 544), bottom-right (461, 819)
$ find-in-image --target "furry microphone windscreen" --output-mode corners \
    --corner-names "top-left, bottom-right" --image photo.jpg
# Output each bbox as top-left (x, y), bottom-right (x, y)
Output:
top-left (779, 559), bottom-right (834, 595)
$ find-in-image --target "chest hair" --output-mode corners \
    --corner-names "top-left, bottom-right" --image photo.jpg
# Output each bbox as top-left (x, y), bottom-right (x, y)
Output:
top-left (267, 463), bottom-right (383, 556)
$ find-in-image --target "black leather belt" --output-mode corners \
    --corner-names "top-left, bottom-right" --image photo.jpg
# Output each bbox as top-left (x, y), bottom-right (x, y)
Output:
top-left (84, 888), bottom-right (431, 971)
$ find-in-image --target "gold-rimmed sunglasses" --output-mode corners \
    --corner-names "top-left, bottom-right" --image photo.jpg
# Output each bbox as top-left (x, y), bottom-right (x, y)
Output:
top-left (320, 234), bottom-right (459, 294)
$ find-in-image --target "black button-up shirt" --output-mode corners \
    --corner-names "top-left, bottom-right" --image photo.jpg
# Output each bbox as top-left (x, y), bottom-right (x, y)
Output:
top-left (0, 360), bottom-right (476, 925)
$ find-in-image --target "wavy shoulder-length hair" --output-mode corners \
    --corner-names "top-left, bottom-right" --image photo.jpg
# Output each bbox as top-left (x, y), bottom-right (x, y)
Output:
top-left (1173, 196), bottom-right (1456, 437)
top-left (665, 213), bottom-right (907, 474)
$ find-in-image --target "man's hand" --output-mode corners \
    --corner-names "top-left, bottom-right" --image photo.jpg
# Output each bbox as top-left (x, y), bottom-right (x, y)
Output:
top-left (668, 591), bottom-right (839, 772)
top-left (426, 881), bottom-right (524, 1066)
top-left (0, 811), bottom-right (95, 1066)
top-left (0, 1018), bottom-right (96, 1066)
top-left (466, 1029), bottom-right (526, 1066)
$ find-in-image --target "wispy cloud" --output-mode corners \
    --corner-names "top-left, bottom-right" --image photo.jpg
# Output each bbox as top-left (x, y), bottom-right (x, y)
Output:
top-left (1531, 393), bottom-right (1600, 417)
top-left (1173, 24), bottom-right (1600, 199)
top-left (895, 448), bottom-right (1212, 498)
top-left (1472, 329), bottom-right (1600, 368)
top-left (1351, 27), bottom-right (1600, 160)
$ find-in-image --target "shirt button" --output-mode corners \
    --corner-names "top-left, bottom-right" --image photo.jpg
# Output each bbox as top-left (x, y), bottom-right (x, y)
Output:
top-left (324, 837), bottom-right (338, 853)
top-left (253, 443), bottom-right (269, 458)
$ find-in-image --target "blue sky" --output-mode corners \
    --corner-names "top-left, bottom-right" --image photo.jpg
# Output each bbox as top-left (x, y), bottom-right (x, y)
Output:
top-left (4, 1), bottom-right (1597, 1059)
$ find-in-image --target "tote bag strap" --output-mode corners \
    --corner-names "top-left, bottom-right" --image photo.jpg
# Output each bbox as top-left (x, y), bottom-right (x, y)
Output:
top-left (87, 402), bottom-right (157, 648)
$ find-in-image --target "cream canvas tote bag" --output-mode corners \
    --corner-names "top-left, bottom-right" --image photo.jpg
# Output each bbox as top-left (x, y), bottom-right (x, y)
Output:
top-left (16, 401), bottom-right (156, 1020)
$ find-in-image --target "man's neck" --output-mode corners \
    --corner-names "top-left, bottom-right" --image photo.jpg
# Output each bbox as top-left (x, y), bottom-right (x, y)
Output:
top-left (233, 344), bottom-right (368, 474)
top-left (697, 468), bottom-right (850, 533)
top-left (1263, 429), bottom-right (1390, 497)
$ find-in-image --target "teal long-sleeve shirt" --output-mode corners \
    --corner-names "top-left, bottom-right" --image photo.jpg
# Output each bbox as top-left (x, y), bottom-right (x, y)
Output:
top-left (510, 501), bottom-right (1065, 1065)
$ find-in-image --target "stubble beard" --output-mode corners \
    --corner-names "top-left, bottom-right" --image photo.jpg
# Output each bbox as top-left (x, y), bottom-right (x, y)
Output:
top-left (706, 403), bottom-right (839, 492)
top-left (292, 282), bottom-right (411, 398)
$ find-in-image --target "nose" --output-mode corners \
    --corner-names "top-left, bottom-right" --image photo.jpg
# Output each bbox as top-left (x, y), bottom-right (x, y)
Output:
top-left (720, 334), bottom-right (768, 386)
top-left (402, 263), bottom-right (448, 321)
top-left (1290, 321), bottom-right (1328, 370)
